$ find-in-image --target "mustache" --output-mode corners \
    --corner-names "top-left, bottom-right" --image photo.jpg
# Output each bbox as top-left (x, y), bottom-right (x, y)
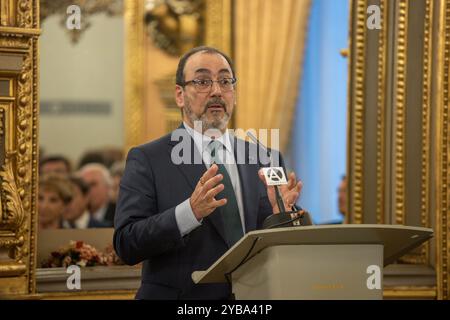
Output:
top-left (205, 98), bottom-right (226, 110)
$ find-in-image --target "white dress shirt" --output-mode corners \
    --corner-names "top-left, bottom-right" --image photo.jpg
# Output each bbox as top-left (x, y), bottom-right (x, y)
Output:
top-left (62, 210), bottom-right (90, 229)
top-left (174, 122), bottom-right (246, 237)
top-left (92, 205), bottom-right (107, 222)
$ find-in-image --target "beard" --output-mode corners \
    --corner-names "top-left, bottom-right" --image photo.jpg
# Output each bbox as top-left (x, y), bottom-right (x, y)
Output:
top-left (184, 97), bottom-right (231, 132)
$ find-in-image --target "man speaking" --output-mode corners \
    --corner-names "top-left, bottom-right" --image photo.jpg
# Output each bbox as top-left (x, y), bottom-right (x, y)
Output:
top-left (114, 46), bottom-right (302, 299)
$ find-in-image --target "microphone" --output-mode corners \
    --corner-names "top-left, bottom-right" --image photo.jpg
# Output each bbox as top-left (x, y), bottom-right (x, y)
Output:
top-left (246, 132), bottom-right (307, 229)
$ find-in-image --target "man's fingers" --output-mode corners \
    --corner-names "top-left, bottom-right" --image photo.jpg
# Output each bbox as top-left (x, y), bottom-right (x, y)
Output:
top-left (285, 191), bottom-right (299, 207)
top-left (287, 172), bottom-right (297, 189)
top-left (204, 183), bottom-right (224, 200)
top-left (296, 180), bottom-right (303, 193)
top-left (203, 164), bottom-right (219, 182)
top-left (200, 164), bottom-right (219, 185)
top-left (201, 174), bottom-right (223, 194)
top-left (209, 198), bottom-right (227, 208)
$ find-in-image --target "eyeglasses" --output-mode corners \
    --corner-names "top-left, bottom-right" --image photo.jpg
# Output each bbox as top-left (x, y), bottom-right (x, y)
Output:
top-left (182, 78), bottom-right (237, 93)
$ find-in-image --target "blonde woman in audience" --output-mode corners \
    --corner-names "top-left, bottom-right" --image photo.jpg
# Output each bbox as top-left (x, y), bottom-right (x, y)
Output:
top-left (38, 174), bottom-right (73, 230)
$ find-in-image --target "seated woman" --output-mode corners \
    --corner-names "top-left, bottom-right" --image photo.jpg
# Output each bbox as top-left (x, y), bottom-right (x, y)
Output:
top-left (38, 174), bottom-right (73, 230)
top-left (62, 176), bottom-right (108, 228)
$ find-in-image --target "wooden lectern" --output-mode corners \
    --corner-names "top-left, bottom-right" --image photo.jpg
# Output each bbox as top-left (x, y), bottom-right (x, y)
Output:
top-left (192, 225), bottom-right (433, 300)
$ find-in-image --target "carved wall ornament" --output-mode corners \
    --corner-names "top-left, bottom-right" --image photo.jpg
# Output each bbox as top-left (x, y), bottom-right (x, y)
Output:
top-left (0, 153), bottom-right (25, 231)
top-left (0, 152), bottom-right (27, 263)
top-left (144, 0), bottom-right (204, 56)
top-left (0, 0), bottom-right (38, 294)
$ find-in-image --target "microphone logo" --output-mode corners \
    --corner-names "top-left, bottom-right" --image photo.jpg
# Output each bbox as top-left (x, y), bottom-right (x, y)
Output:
top-left (262, 167), bottom-right (288, 186)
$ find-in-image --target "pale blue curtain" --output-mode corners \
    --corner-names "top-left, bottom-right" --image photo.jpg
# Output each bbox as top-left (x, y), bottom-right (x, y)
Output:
top-left (287, 0), bottom-right (349, 224)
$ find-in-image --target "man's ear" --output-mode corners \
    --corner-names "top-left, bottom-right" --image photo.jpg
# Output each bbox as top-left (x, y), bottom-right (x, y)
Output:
top-left (175, 85), bottom-right (185, 109)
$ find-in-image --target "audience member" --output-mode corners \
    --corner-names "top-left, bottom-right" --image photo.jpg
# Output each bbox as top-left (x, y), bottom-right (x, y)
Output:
top-left (39, 155), bottom-right (72, 176)
top-left (62, 176), bottom-right (108, 229)
top-left (77, 150), bottom-right (106, 170)
top-left (110, 160), bottom-right (125, 204)
top-left (79, 163), bottom-right (116, 227)
top-left (77, 147), bottom-right (124, 170)
top-left (102, 147), bottom-right (124, 168)
top-left (38, 174), bottom-right (73, 230)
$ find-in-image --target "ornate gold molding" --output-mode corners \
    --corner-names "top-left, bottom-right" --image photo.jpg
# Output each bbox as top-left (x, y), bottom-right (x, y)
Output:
top-left (0, 0), bottom-right (16, 27)
top-left (0, 154), bottom-right (26, 232)
top-left (376, 0), bottom-right (388, 225)
top-left (0, 27), bottom-right (39, 36)
top-left (38, 289), bottom-right (137, 300)
top-left (348, 0), bottom-right (447, 298)
top-left (0, 0), bottom-right (39, 295)
top-left (396, 0), bottom-right (433, 267)
top-left (29, 29), bottom-right (39, 294)
top-left (0, 0), bottom-right (34, 29)
top-left (436, 0), bottom-right (450, 301)
top-left (0, 34), bottom-right (29, 53)
top-left (17, 0), bottom-right (33, 29)
top-left (345, 0), bottom-right (353, 225)
top-left (0, 261), bottom-right (27, 277)
top-left (383, 286), bottom-right (437, 299)
top-left (124, 0), bottom-right (145, 151)
top-left (349, 0), bottom-right (367, 224)
top-left (418, 0), bottom-right (433, 266)
top-left (393, 0), bottom-right (408, 225)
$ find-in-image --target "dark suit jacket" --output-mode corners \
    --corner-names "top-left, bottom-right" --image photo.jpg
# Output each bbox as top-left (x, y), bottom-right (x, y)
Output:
top-left (88, 217), bottom-right (109, 228)
top-left (113, 126), bottom-right (283, 300)
top-left (103, 202), bottom-right (116, 227)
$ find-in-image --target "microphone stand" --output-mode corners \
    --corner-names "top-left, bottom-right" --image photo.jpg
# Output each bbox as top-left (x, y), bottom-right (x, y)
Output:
top-left (246, 132), bottom-right (305, 229)
top-left (262, 185), bottom-right (305, 229)
top-left (274, 185), bottom-right (286, 213)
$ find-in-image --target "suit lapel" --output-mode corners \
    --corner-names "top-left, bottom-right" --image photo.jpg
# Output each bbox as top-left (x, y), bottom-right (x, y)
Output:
top-left (167, 124), bottom-right (204, 190)
top-left (167, 125), bottom-right (228, 246)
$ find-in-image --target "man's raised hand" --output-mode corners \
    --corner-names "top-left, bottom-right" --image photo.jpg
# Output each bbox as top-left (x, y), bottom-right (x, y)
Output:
top-left (190, 164), bottom-right (228, 220)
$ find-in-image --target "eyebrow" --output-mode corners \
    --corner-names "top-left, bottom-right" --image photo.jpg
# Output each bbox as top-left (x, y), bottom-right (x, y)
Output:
top-left (194, 68), bottom-right (231, 75)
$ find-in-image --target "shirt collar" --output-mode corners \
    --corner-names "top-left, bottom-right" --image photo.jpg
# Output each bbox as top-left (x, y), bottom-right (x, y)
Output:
top-left (92, 205), bottom-right (107, 221)
top-left (183, 121), bottom-right (233, 154)
top-left (75, 211), bottom-right (90, 228)
top-left (63, 210), bottom-right (90, 229)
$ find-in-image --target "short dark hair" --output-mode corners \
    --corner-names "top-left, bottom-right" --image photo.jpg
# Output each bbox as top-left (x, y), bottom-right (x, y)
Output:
top-left (39, 155), bottom-right (72, 173)
top-left (175, 46), bottom-right (235, 86)
top-left (77, 150), bottom-right (106, 170)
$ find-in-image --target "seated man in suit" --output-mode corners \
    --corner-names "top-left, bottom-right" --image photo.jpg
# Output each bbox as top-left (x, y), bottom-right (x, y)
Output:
top-left (114, 46), bottom-right (303, 300)
top-left (79, 163), bottom-right (116, 227)
top-left (62, 176), bottom-right (108, 229)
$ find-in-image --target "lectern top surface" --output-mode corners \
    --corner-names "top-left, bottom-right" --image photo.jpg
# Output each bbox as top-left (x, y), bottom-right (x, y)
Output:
top-left (192, 224), bottom-right (433, 284)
